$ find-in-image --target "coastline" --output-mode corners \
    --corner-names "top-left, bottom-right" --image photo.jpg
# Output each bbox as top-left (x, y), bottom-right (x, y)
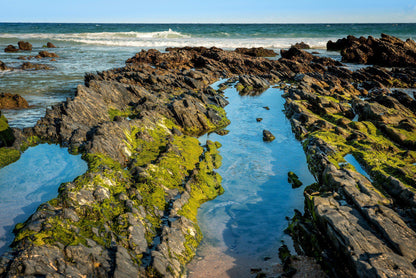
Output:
top-left (0, 32), bottom-right (416, 277)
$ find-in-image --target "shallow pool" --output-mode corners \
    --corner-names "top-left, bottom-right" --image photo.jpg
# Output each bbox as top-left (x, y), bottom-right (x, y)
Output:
top-left (0, 144), bottom-right (87, 254)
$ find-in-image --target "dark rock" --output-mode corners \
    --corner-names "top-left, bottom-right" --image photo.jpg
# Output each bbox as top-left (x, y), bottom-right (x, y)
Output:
top-left (280, 47), bottom-right (314, 62)
top-left (18, 41), bottom-right (32, 51)
top-left (46, 42), bottom-right (57, 48)
top-left (4, 45), bottom-right (18, 53)
top-left (0, 61), bottom-right (8, 71)
top-left (36, 50), bottom-right (59, 58)
top-left (292, 42), bottom-right (310, 49)
top-left (20, 62), bottom-right (52, 70)
top-left (288, 171), bottom-right (302, 188)
top-left (0, 93), bottom-right (29, 109)
top-left (333, 34), bottom-right (416, 67)
top-left (263, 106), bottom-right (270, 110)
top-left (263, 130), bottom-right (275, 142)
top-left (235, 47), bottom-right (277, 57)
top-left (256, 118), bottom-right (263, 122)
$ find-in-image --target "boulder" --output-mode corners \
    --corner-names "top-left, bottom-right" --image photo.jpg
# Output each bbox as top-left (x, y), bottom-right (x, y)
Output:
top-left (46, 42), bottom-right (56, 48)
top-left (20, 62), bottom-right (52, 70)
top-left (0, 61), bottom-right (8, 71)
top-left (0, 93), bottom-right (29, 109)
top-left (18, 41), bottom-right (32, 51)
top-left (4, 45), bottom-right (19, 53)
top-left (36, 51), bottom-right (59, 58)
top-left (263, 129), bottom-right (275, 141)
top-left (292, 42), bottom-right (310, 49)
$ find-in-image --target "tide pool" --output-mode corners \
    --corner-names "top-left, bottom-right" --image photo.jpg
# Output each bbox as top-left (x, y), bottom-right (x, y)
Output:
top-left (0, 144), bottom-right (87, 255)
top-left (190, 86), bottom-right (315, 276)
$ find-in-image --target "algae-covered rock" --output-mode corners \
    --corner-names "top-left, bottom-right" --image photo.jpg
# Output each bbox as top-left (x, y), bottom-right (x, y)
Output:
top-left (287, 171), bottom-right (302, 188)
top-left (263, 129), bottom-right (275, 142)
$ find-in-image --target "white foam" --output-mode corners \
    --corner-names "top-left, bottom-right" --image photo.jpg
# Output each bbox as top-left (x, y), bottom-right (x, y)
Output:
top-left (0, 30), bottom-right (331, 49)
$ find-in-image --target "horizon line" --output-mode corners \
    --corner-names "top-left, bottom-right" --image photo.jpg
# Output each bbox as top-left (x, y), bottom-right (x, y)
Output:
top-left (1, 21), bottom-right (415, 25)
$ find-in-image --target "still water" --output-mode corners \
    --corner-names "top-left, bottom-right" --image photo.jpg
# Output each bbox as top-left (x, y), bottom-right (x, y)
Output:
top-left (0, 144), bottom-right (87, 254)
top-left (190, 86), bottom-right (315, 277)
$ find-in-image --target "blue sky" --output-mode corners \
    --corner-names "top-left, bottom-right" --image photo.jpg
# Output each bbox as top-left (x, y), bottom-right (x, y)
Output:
top-left (1, 0), bottom-right (415, 23)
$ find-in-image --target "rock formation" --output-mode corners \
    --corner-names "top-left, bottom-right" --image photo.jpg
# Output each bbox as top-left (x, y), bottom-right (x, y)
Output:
top-left (1, 37), bottom-right (416, 277)
top-left (0, 93), bottom-right (29, 109)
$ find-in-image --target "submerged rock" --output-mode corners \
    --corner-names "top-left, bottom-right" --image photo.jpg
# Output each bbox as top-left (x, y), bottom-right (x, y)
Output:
top-left (0, 61), bottom-right (8, 71)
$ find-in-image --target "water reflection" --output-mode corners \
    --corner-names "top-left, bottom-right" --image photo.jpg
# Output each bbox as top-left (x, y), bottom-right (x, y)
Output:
top-left (190, 87), bottom-right (315, 276)
top-left (0, 144), bottom-right (87, 254)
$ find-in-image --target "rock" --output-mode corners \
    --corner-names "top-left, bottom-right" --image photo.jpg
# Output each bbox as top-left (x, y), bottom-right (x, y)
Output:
top-left (235, 47), bottom-right (277, 57)
top-left (18, 41), bottom-right (32, 51)
top-left (263, 106), bottom-right (270, 110)
top-left (256, 118), bottom-right (263, 122)
top-left (20, 62), bottom-right (52, 70)
top-left (280, 47), bottom-right (314, 62)
top-left (36, 50), bottom-right (59, 58)
top-left (332, 34), bottom-right (416, 67)
top-left (292, 42), bottom-right (310, 49)
top-left (46, 42), bottom-right (56, 48)
top-left (4, 45), bottom-right (18, 53)
top-left (288, 171), bottom-right (302, 188)
top-left (0, 61), bottom-right (8, 71)
top-left (0, 93), bottom-right (29, 109)
top-left (262, 130), bottom-right (275, 142)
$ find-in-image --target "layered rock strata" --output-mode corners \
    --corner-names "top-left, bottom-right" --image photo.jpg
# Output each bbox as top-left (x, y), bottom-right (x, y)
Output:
top-left (0, 38), bottom-right (415, 277)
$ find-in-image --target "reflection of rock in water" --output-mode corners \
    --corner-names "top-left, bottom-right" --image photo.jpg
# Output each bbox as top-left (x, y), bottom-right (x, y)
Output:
top-left (0, 144), bottom-right (87, 255)
top-left (189, 87), bottom-right (316, 276)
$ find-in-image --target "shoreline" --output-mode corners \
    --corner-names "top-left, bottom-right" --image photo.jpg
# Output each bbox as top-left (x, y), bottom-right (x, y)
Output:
top-left (0, 33), bottom-right (416, 277)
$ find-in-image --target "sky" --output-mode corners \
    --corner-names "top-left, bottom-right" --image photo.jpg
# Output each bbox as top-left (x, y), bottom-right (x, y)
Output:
top-left (1, 0), bottom-right (416, 23)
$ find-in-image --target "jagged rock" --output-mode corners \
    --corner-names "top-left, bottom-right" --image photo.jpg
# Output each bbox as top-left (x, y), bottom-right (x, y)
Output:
top-left (0, 93), bottom-right (29, 109)
top-left (18, 41), bottom-right (32, 51)
top-left (330, 34), bottom-right (416, 67)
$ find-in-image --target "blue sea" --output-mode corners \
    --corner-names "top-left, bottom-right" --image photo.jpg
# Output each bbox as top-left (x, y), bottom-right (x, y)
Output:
top-left (0, 23), bottom-right (415, 127)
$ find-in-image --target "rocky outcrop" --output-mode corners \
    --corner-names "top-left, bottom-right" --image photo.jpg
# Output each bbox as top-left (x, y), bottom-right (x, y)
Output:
top-left (328, 34), bottom-right (416, 67)
top-left (17, 41), bottom-right (32, 51)
top-left (2, 38), bottom-right (416, 277)
top-left (235, 47), bottom-right (277, 57)
top-left (0, 93), bottom-right (29, 109)
top-left (36, 51), bottom-right (59, 58)
top-left (283, 41), bottom-right (416, 276)
top-left (4, 45), bottom-right (18, 53)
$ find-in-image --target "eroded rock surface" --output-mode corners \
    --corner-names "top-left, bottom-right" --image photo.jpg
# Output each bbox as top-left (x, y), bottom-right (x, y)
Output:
top-left (1, 39), bottom-right (416, 277)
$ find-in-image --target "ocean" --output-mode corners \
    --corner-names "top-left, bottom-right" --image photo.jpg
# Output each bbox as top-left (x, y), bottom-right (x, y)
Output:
top-left (1, 23), bottom-right (415, 128)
